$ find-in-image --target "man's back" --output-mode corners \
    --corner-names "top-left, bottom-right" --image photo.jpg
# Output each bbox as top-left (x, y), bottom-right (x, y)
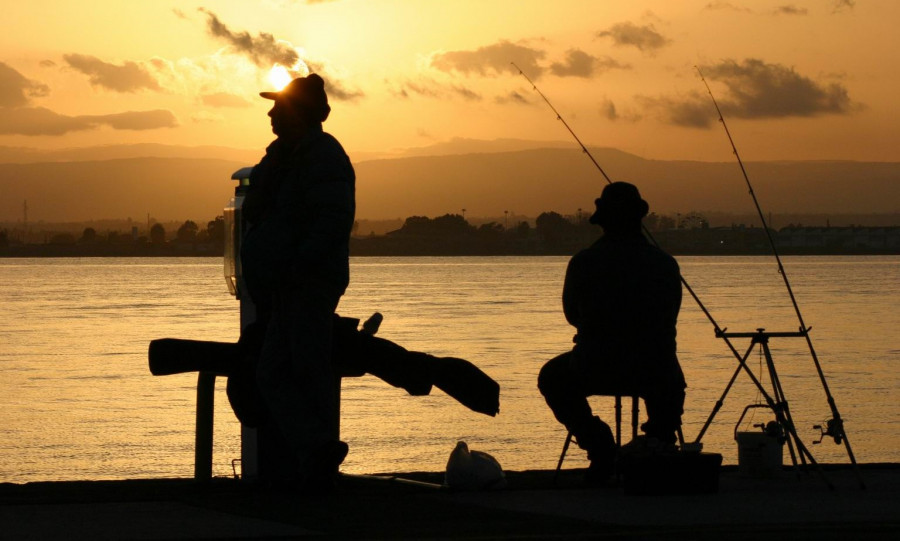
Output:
top-left (563, 232), bottom-right (682, 384)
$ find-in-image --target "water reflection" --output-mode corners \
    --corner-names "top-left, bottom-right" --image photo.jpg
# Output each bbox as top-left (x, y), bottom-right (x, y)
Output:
top-left (0, 256), bottom-right (897, 482)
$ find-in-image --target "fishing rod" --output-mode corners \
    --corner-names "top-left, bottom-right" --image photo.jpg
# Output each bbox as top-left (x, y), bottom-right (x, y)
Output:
top-left (511, 65), bottom-right (615, 185)
top-left (696, 67), bottom-right (862, 479)
top-left (511, 62), bottom-right (782, 440)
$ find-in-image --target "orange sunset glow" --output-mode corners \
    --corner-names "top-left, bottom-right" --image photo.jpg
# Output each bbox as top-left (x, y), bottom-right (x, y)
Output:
top-left (1, 1), bottom-right (898, 222)
top-left (4, 1), bottom-right (897, 158)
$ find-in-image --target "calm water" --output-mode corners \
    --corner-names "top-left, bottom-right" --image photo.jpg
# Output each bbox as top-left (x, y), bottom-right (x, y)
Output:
top-left (0, 256), bottom-right (897, 483)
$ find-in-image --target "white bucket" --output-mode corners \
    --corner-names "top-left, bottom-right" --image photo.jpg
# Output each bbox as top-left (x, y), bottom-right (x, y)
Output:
top-left (735, 431), bottom-right (783, 478)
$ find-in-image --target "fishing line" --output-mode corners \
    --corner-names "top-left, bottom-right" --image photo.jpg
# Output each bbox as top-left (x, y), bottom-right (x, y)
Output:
top-left (511, 62), bottom-right (781, 436)
top-left (696, 67), bottom-right (861, 472)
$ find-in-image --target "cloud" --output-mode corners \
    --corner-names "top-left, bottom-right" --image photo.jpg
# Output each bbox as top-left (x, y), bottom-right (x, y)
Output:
top-left (640, 59), bottom-right (857, 128)
top-left (635, 93), bottom-right (714, 128)
top-left (195, 9), bottom-right (363, 101)
top-left (199, 8), bottom-right (301, 68)
top-left (452, 86), bottom-right (481, 101)
top-left (321, 77), bottom-right (365, 101)
top-left (550, 49), bottom-right (631, 78)
top-left (148, 54), bottom-right (251, 98)
top-left (0, 62), bottom-right (50, 107)
top-left (495, 91), bottom-right (531, 105)
top-left (773, 5), bottom-right (808, 15)
top-left (388, 79), bottom-right (436, 99)
top-left (600, 98), bottom-right (618, 121)
top-left (430, 40), bottom-right (546, 79)
top-left (704, 2), bottom-right (809, 15)
top-left (703, 1), bottom-right (754, 13)
top-left (388, 78), bottom-right (482, 101)
top-left (0, 62), bottom-right (175, 135)
top-left (703, 58), bottom-right (855, 118)
top-left (63, 54), bottom-right (161, 92)
top-left (0, 107), bottom-right (91, 135)
top-left (832, 0), bottom-right (855, 12)
top-left (598, 96), bottom-right (643, 122)
top-left (292, 58), bottom-right (364, 100)
top-left (200, 92), bottom-right (252, 108)
top-left (597, 22), bottom-right (670, 54)
top-left (598, 97), bottom-right (641, 122)
top-left (191, 110), bottom-right (224, 123)
top-left (89, 110), bottom-right (178, 130)
top-left (0, 107), bottom-right (177, 136)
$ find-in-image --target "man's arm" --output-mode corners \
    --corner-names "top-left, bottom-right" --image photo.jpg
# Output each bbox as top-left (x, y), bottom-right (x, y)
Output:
top-left (292, 177), bottom-right (354, 268)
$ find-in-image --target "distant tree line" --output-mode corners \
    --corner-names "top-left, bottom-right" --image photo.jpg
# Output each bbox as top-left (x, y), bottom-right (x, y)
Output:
top-left (347, 210), bottom-right (710, 255)
top-left (348, 211), bottom-right (898, 255)
top-left (2, 211), bottom-right (898, 256)
top-left (0, 217), bottom-right (225, 256)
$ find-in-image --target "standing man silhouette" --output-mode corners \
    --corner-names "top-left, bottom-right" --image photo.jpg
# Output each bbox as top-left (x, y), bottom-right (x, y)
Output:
top-left (538, 182), bottom-right (685, 485)
top-left (240, 73), bottom-right (356, 491)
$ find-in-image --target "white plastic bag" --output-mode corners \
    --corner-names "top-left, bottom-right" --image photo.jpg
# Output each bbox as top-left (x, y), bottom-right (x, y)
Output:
top-left (444, 441), bottom-right (506, 490)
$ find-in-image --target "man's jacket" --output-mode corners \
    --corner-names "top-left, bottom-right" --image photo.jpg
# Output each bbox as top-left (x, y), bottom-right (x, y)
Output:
top-left (563, 232), bottom-right (685, 390)
top-left (241, 128), bottom-right (356, 302)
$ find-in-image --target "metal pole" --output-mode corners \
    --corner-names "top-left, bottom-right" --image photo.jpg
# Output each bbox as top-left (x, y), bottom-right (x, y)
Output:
top-left (194, 371), bottom-right (217, 482)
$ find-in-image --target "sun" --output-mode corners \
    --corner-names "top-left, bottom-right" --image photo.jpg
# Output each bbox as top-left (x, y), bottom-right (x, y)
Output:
top-left (267, 65), bottom-right (293, 91)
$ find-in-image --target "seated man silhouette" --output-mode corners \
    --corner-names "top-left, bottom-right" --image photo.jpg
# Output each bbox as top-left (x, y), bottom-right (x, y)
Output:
top-left (538, 182), bottom-right (685, 484)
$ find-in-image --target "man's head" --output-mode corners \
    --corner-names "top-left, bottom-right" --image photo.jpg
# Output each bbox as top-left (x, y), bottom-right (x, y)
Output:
top-left (589, 182), bottom-right (649, 231)
top-left (260, 73), bottom-right (331, 138)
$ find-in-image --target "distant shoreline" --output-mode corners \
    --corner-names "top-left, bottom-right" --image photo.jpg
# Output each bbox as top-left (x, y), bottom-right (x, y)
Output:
top-left (1, 244), bottom-right (898, 258)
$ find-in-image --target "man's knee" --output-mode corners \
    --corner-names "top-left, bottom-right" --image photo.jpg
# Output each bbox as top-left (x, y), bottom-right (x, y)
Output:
top-left (537, 362), bottom-right (552, 397)
top-left (537, 355), bottom-right (570, 398)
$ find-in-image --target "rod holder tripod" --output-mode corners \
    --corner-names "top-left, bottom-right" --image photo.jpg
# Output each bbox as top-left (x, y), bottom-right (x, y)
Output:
top-left (695, 329), bottom-right (841, 489)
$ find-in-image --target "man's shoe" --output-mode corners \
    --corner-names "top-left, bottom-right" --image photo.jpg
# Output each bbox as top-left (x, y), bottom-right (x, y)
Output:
top-left (575, 416), bottom-right (617, 486)
top-left (584, 445), bottom-right (616, 487)
top-left (620, 435), bottom-right (677, 457)
top-left (300, 440), bottom-right (349, 494)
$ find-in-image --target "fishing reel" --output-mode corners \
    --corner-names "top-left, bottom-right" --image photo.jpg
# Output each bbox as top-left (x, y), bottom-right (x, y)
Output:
top-left (812, 418), bottom-right (844, 445)
top-left (734, 404), bottom-right (786, 444)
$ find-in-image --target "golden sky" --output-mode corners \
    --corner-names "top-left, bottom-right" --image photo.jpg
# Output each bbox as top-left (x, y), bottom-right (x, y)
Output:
top-left (2, 0), bottom-right (898, 162)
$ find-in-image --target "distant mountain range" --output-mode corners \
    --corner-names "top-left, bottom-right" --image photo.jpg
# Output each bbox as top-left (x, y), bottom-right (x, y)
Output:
top-left (0, 143), bottom-right (262, 165)
top-left (1, 141), bottom-right (898, 223)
